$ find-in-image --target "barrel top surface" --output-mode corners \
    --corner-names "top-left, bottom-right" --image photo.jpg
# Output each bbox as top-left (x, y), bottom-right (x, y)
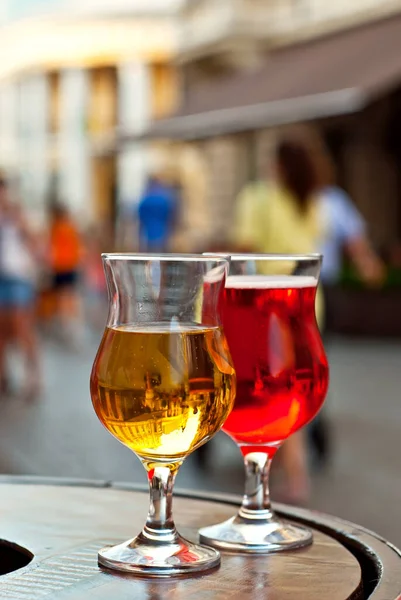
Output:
top-left (0, 482), bottom-right (368, 600)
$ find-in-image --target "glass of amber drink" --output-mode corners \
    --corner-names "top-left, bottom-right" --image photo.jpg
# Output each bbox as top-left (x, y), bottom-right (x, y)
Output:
top-left (90, 254), bottom-right (235, 576)
top-left (199, 254), bottom-right (328, 552)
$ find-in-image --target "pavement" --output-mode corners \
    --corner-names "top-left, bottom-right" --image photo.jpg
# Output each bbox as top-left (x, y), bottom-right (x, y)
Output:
top-left (0, 332), bottom-right (400, 547)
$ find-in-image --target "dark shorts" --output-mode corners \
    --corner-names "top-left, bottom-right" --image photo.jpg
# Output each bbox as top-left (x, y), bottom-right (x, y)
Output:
top-left (0, 276), bottom-right (35, 308)
top-left (53, 271), bottom-right (79, 290)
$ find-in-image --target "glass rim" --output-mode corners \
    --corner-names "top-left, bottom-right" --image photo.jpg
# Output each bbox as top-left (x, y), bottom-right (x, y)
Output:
top-left (102, 253), bottom-right (230, 263)
top-left (204, 252), bottom-right (322, 262)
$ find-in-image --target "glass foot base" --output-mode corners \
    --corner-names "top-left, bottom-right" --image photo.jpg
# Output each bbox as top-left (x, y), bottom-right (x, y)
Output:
top-left (199, 513), bottom-right (313, 553)
top-left (98, 534), bottom-right (220, 577)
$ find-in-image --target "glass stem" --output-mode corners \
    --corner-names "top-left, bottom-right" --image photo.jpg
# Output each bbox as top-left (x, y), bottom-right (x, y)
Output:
top-left (142, 463), bottom-right (181, 544)
top-left (238, 452), bottom-right (273, 521)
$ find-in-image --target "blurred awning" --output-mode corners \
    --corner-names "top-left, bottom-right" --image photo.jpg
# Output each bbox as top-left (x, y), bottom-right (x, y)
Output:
top-left (129, 13), bottom-right (401, 140)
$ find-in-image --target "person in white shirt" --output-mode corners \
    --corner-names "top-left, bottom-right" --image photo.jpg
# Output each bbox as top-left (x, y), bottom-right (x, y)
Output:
top-left (0, 177), bottom-right (41, 399)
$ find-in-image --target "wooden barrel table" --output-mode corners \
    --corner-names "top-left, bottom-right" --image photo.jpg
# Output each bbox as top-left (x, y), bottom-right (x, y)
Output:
top-left (0, 476), bottom-right (400, 599)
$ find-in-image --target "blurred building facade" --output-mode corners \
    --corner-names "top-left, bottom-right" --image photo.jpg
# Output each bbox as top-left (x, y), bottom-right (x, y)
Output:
top-left (0, 0), bottom-right (183, 229)
top-left (135, 0), bottom-right (401, 251)
top-left (3, 0), bottom-right (401, 252)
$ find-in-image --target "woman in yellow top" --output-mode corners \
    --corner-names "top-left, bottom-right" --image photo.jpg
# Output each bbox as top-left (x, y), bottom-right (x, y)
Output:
top-left (234, 140), bottom-right (322, 270)
top-left (233, 137), bottom-right (324, 505)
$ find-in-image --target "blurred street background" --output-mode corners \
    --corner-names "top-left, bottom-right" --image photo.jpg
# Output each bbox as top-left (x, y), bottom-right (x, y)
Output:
top-left (1, 0), bottom-right (401, 551)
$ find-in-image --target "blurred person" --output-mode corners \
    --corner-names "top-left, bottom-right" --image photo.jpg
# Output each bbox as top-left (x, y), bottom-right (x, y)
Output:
top-left (308, 145), bottom-right (385, 465)
top-left (48, 203), bottom-right (83, 347)
top-left (232, 137), bottom-right (324, 504)
top-left (234, 140), bottom-right (321, 258)
top-left (137, 172), bottom-right (179, 253)
top-left (0, 176), bottom-right (41, 399)
top-left (318, 169), bottom-right (385, 292)
top-left (232, 134), bottom-right (385, 501)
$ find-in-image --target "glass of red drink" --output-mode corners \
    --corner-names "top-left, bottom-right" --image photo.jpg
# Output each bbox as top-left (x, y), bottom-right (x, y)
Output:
top-left (199, 254), bottom-right (329, 552)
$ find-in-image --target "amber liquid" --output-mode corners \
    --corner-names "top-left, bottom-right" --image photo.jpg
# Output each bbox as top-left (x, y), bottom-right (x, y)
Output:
top-left (90, 323), bottom-right (235, 461)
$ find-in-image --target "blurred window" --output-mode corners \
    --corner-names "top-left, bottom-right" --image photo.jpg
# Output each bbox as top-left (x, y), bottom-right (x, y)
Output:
top-left (48, 72), bottom-right (60, 135)
top-left (88, 67), bottom-right (117, 134)
top-left (150, 63), bottom-right (179, 120)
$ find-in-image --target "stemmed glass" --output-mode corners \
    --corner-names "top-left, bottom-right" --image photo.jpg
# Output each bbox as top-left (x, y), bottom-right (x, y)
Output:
top-left (90, 254), bottom-right (236, 575)
top-left (199, 254), bottom-right (329, 552)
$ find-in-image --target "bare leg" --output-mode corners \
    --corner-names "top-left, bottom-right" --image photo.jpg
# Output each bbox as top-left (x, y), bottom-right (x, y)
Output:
top-left (0, 310), bottom-right (10, 394)
top-left (278, 431), bottom-right (310, 505)
top-left (57, 286), bottom-right (84, 347)
top-left (11, 307), bottom-right (41, 399)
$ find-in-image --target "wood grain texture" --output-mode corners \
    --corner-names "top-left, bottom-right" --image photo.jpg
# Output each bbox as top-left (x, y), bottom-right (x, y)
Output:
top-left (0, 483), bottom-right (364, 600)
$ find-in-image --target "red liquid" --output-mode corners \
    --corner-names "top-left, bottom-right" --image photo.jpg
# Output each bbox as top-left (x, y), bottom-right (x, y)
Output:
top-left (221, 276), bottom-right (328, 456)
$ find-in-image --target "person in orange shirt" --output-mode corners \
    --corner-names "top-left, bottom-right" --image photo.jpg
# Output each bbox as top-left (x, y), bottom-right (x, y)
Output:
top-left (49, 203), bottom-right (83, 346)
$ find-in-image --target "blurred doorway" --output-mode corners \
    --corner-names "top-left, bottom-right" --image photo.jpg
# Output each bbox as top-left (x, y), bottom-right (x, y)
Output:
top-left (322, 126), bottom-right (347, 189)
top-left (91, 154), bottom-right (117, 229)
top-left (385, 92), bottom-right (401, 240)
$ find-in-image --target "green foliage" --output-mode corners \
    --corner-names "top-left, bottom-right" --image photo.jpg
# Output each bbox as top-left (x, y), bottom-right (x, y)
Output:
top-left (340, 263), bottom-right (401, 289)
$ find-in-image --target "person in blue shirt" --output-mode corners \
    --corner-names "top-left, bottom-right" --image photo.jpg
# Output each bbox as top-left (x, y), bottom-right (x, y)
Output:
top-left (308, 183), bottom-right (384, 468)
top-left (319, 185), bottom-right (384, 288)
top-left (137, 176), bottom-right (179, 253)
